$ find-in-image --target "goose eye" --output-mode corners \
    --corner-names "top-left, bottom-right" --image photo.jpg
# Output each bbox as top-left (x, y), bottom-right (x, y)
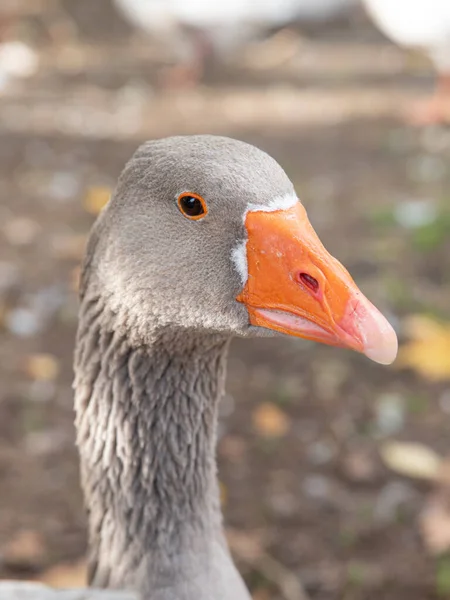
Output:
top-left (177, 193), bottom-right (208, 220)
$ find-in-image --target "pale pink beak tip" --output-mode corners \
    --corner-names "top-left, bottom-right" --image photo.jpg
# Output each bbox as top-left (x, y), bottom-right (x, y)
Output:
top-left (355, 299), bottom-right (398, 365)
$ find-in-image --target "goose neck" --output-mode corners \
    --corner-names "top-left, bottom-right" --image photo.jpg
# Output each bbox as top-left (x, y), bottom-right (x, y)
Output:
top-left (74, 304), bottom-right (235, 593)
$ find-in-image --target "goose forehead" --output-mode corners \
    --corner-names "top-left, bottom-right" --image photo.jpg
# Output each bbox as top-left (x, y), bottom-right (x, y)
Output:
top-left (126, 136), bottom-right (295, 209)
top-left (244, 191), bottom-right (298, 214)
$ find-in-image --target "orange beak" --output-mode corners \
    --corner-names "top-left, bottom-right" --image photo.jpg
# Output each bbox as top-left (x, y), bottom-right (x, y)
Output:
top-left (237, 202), bottom-right (397, 365)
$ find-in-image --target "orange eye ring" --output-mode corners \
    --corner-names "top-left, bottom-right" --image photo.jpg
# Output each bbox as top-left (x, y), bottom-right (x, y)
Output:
top-left (177, 192), bottom-right (208, 220)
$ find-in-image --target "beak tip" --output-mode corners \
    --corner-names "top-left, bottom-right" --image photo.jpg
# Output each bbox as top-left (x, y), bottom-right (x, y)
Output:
top-left (363, 336), bottom-right (398, 365)
top-left (341, 296), bottom-right (398, 365)
top-left (361, 316), bottom-right (398, 366)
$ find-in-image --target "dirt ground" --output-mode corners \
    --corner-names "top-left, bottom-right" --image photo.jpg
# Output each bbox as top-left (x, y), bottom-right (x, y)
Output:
top-left (1, 1), bottom-right (450, 599)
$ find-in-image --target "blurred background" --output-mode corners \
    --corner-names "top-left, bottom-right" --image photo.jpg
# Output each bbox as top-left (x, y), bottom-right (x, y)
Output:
top-left (0, 1), bottom-right (450, 599)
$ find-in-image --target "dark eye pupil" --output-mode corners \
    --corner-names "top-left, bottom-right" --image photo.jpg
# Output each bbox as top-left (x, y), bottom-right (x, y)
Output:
top-left (181, 196), bottom-right (204, 217)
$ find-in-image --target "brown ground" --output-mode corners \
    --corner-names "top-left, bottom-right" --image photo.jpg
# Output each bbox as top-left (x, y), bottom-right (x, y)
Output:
top-left (1, 2), bottom-right (450, 599)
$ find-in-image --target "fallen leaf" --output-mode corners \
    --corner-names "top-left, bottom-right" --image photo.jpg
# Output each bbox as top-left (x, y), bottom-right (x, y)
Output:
top-left (26, 354), bottom-right (60, 381)
top-left (38, 559), bottom-right (87, 588)
top-left (380, 441), bottom-right (442, 481)
top-left (2, 529), bottom-right (46, 570)
top-left (252, 403), bottom-right (289, 438)
top-left (397, 315), bottom-right (450, 381)
top-left (420, 492), bottom-right (450, 555)
top-left (83, 185), bottom-right (111, 215)
top-left (403, 314), bottom-right (447, 341)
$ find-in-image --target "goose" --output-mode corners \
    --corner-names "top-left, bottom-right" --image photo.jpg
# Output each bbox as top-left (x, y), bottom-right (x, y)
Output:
top-left (74, 134), bottom-right (397, 600)
top-left (113, 0), bottom-right (357, 85)
top-left (361, 0), bottom-right (450, 124)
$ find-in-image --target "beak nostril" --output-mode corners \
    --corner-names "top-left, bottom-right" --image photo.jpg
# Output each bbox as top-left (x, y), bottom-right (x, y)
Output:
top-left (298, 272), bottom-right (319, 294)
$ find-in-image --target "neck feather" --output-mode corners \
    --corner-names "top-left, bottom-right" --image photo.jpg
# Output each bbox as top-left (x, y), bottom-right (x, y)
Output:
top-left (74, 294), bottom-right (249, 599)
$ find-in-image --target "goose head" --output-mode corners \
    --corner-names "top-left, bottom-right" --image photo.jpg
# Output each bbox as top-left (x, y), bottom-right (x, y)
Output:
top-left (86, 134), bottom-right (397, 365)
